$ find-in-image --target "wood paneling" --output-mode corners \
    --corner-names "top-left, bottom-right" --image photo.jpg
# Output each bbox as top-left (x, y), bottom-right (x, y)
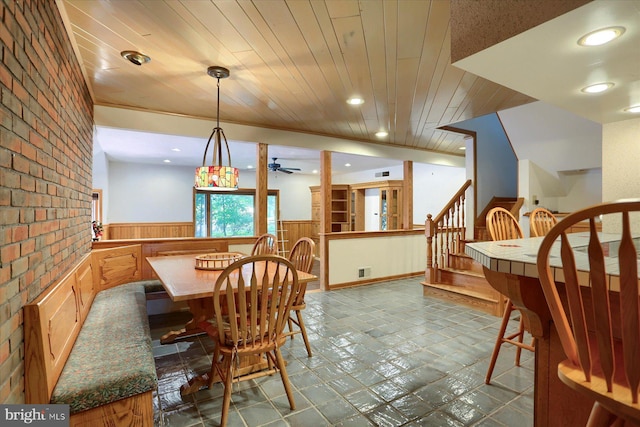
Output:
top-left (278, 220), bottom-right (315, 257)
top-left (24, 246), bottom-right (155, 426)
top-left (107, 222), bottom-right (193, 240)
top-left (60, 0), bottom-right (535, 155)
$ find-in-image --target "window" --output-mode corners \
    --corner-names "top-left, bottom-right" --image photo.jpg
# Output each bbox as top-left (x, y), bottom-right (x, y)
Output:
top-left (194, 189), bottom-right (278, 237)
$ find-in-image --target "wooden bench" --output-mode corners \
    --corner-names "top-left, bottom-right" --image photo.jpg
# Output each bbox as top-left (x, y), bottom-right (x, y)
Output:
top-left (24, 245), bottom-right (158, 427)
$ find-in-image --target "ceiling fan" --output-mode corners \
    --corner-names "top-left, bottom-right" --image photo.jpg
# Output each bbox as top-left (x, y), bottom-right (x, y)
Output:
top-left (267, 158), bottom-right (301, 174)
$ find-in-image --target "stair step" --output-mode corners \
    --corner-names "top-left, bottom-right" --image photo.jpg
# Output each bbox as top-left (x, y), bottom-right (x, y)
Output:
top-left (441, 267), bottom-right (485, 278)
top-left (422, 266), bottom-right (504, 317)
top-left (421, 281), bottom-right (503, 317)
top-left (422, 281), bottom-right (498, 303)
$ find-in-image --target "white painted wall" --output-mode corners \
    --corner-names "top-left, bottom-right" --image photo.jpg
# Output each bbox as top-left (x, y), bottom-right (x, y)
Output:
top-left (103, 161), bottom-right (319, 222)
top-left (100, 159), bottom-right (465, 225)
top-left (602, 117), bottom-right (640, 233)
top-left (328, 234), bottom-right (425, 285)
top-left (503, 101), bottom-right (603, 224)
top-left (92, 138), bottom-right (110, 222)
top-left (108, 163), bottom-right (194, 222)
top-left (500, 102), bottom-right (602, 174)
top-left (413, 163), bottom-right (467, 225)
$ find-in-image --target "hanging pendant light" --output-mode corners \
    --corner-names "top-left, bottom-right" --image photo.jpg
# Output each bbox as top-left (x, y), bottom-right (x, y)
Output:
top-left (194, 66), bottom-right (239, 191)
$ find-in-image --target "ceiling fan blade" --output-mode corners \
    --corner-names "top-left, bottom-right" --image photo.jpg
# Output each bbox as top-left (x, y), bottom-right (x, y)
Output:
top-left (279, 167), bottom-right (301, 171)
top-left (278, 168), bottom-right (294, 174)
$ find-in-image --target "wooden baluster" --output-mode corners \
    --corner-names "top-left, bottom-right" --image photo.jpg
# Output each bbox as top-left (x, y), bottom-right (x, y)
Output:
top-left (442, 212), bottom-right (448, 269)
top-left (453, 200), bottom-right (458, 252)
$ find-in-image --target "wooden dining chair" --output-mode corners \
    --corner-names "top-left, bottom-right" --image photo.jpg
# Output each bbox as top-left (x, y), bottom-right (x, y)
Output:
top-left (188, 254), bottom-right (300, 427)
top-left (250, 233), bottom-right (278, 255)
top-left (537, 200), bottom-right (640, 426)
top-left (486, 207), bottom-right (525, 241)
top-left (285, 237), bottom-right (316, 357)
top-left (530, 207), bottom-right (558, 237)
top-left (485, 207), bottom-right (536, 384)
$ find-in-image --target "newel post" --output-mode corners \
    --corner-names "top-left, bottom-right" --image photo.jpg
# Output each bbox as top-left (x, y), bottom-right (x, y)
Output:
top-left (425, 214), bottom-right (435, 284)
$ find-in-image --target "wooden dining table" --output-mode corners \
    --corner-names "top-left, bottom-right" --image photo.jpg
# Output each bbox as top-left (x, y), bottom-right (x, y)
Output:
top-left (147, 253), bottom-right (317, 344)
top-left (465, 232), bottom-right (632, 427)
top-left (147, 253), bottom-right (317, 395)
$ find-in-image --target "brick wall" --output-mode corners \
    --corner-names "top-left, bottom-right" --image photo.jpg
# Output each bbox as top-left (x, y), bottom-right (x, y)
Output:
top-left (0, 0), bottom-right (93, 403)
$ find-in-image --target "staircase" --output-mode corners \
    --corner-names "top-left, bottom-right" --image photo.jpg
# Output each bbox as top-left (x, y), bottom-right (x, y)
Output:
top-left (421, 187), bottom-right (522, 317)
top-left (422, 241), bottom-right (505, 316)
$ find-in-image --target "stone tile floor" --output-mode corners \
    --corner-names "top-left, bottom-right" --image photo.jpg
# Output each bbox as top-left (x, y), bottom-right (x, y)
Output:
top-left (150, 278), bottom-right (534, 426)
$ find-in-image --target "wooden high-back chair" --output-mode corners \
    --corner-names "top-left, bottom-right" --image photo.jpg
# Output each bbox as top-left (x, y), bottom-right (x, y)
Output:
top-left (251, 233), bottom-right (277, 255)
top-left (530, 207), bottom-right (558, 237)
top-left (285, 237), bottom-right (316, 356)
top-left (537, 200), bottom-right (640, 426)
top-left (485, 206), bottom-right (535, 384)
top-left (486, 207), bottom-right (524, 241)
top-left (190, 254), bottom-right (300, 427)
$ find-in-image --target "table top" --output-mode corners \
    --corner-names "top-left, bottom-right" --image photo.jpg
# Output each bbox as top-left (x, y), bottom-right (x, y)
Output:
top-left (465, 232), bottom-right (632, 280)
top-left (147, 254), bottom-right (317, 302)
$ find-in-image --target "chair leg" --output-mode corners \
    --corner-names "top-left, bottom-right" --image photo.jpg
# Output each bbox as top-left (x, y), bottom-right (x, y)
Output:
top-left (287, 317), bottom-right (294, 338)
top-left (207, 346), bottom-right (221, 389)
top-left (514, 317), bottom-right (526, 367)
top-left (220, 355), bottom-right (234, 427)
top-left (485, 299), bottom-right (515, 384)
top-left (274, 348), bottom-right (296, 410)
top-left (295, 310), bottom-right (313, 357)
top-left (586, 402), bottom-right (617, 427)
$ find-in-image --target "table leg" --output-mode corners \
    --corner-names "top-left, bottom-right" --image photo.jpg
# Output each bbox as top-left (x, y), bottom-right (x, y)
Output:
top-left (160, 298), bottom-right (213, 344)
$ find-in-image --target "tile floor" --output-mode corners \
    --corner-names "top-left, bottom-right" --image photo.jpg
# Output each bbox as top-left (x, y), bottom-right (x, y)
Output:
top-left (149, 277), bottom-right (534, 426)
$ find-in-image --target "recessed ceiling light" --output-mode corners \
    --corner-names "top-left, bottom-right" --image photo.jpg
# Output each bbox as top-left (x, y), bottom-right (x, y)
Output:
top-left (247, 165), bottom-right (254, 169)
top-left (120, 50), bottom-right (151, 66)
top-left (171, 148), bottom-right (181, 152)
top-left (312, 169), bottom-right (318, 174)
top-left (345, 163), bottom-right (351, 167)
top-left (581, 82), bottom-right (614, 94)
top-left (625, 105), bottom-right (640, 113)
top-left (375, 131), bottom-right (388, 138)
top-left (578, 26), bottom-right (625, 46)
top-left (459, 146), bottom-right (466, 150)
top-left (347, 97), bottom-right (364, 105)
top-left (163, 159), bottom-right (171, 163)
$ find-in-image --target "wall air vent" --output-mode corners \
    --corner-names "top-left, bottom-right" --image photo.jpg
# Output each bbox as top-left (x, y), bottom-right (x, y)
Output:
top-left (374, 171), bottom-right (390, 177)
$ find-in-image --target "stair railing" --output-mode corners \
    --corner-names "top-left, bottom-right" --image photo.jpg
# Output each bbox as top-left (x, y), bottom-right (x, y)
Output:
top-left (424, 179), bottom-right (472, 284)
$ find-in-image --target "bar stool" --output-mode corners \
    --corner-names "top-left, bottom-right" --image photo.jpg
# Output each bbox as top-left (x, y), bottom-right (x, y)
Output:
top-left (485, 207), bottom-right (536, 384)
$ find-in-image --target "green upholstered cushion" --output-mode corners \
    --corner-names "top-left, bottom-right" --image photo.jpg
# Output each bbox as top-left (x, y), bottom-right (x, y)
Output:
top-left (50, 283), bottom-right (157, 414)
top-left (133, 279), bottom-right (165, 294)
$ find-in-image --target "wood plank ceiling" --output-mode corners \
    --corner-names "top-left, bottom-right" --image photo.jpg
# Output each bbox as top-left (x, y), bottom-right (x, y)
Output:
top-left (61, 0), bottom-right (534, 156)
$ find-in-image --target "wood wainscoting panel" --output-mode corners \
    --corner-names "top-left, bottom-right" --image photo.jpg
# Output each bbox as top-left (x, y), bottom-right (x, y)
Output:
top-left (107, 222), bottom-right (193, 239)
top-left (92, 245), bottom-right (143, 290)
top-left (277, 220), bottom-right (314, 257)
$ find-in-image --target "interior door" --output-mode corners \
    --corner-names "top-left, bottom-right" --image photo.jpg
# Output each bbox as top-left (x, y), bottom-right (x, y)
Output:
top-left (364, 189), bottom-right (380, 231)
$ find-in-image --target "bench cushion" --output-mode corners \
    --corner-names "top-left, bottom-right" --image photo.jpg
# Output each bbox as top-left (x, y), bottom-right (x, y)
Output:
top-left (134, 279), bottom-right (164, 294)
top-left (51, 283), bottom-right (158, 414)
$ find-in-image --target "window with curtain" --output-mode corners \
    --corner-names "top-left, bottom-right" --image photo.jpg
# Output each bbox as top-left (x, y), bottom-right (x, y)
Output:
top-left (194, 189), bottom-right (278, 237)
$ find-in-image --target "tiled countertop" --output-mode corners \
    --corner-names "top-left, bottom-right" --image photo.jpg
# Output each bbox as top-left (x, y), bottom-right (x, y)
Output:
top-left (464, 232), bottom-right (627, 280)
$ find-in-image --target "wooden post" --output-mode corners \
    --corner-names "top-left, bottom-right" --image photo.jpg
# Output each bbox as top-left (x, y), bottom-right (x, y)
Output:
top-left (255, 143), bottom-right (268, 235)
top-left (320, 151), bottom-right (331, 291)
top-left (403, 161), bottom-right (413, 230)
top-left (425, 214), bottom-right (435, 284)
